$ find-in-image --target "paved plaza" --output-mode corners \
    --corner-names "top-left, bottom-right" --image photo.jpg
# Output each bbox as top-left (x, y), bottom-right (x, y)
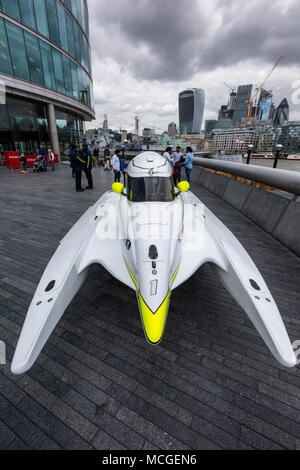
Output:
top-left (0, 165), bottom-right (300, 450)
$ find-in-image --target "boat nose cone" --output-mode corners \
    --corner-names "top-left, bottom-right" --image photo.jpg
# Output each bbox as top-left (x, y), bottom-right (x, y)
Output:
top-left (138, 292), bottom-right (170, 345)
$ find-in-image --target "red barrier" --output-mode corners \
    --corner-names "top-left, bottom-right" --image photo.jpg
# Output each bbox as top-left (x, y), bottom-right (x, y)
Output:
top-left (4, 152), bottom-right (59, 168)
top-left (27, 154), bottom-right (59, 166)
top-left (46, 154), bottom-right (59, 165)
top-left (26, 156), bottom-right (37, 167)
top-left (4, 151), bottom-right (20, 169)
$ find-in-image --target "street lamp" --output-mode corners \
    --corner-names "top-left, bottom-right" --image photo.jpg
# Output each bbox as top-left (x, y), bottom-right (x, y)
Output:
top-left (273, 144), bottom-right (283, 169)
top-left (246, 144), bottom-right (254, 165)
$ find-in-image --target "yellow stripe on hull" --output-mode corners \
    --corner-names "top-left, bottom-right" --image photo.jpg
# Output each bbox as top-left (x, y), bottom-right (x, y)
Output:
top-left (126, 263), bottom-right (179, 344)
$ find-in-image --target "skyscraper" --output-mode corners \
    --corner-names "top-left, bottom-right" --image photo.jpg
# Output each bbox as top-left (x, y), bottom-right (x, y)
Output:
top-left (179, 88), bottom-right (205, 135)
top-left (168, 122), bottom-right (177, 137)
top-left (0, 0), bottom-right (94, 156)
top-left (232, 85), bottom-right (253, 125)
top-left (218, 91), bottom-right (236, 121)
top-left (257, 89), bottom-right (273, 121)
top-left (205, 120), bottom-right (217, 134)
top-left (273, 98), bottom-right (289, 126)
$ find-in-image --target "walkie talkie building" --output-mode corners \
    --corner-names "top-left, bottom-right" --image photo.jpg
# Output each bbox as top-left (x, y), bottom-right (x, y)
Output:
top-left (179, 88), bottom-right (205, 135)
top-left (0, 0), bottom-right (94, 158)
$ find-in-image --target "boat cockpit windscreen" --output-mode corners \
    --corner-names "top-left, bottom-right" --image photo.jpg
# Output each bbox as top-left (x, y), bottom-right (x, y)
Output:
top-left (127, 176), bottom-right (175, 202)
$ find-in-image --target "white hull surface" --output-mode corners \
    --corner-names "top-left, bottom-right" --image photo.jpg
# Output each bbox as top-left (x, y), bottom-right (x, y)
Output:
top-left (12, 189), bottom-right (297, 374)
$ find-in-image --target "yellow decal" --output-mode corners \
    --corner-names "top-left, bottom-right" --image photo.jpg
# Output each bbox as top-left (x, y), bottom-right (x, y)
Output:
top-left (126, 263), bottom-right (180, 344)
top-left (138, 293), bottom-right (170, 344)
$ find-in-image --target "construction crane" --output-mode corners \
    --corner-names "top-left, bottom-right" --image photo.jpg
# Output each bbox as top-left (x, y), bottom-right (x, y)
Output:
top-left (247, 56), bottom-right (284, 124)
top-left (224, 83), bottom-right (236, 93)
top-left (139, 118), bottom-right (162, 135)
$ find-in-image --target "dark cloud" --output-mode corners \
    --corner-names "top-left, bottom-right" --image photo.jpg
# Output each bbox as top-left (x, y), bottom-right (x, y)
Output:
top-left (88, 0), bottom-right (300, 81)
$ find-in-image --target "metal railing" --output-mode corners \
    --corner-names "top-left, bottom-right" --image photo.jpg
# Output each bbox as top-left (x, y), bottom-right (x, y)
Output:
top-left (194, 157), bottom-right (300, 196)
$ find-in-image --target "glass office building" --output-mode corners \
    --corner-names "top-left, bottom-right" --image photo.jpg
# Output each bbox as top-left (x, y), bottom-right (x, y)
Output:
top-left (277, 121), bottom-right (300, 152)
top-left (204, 119), bottom-right (217, 134)
top-left (0, 0), bottom-right (94, 158)
top-left (273, 98), bottom-right (289, 126)
top-left (179, 88), bottom-right (205, 135)
top-left (232, 84), bottom-right (253, 125)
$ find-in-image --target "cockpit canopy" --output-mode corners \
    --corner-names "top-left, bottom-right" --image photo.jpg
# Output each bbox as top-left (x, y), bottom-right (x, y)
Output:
top-left (127, 176), bottom-right (175, 202)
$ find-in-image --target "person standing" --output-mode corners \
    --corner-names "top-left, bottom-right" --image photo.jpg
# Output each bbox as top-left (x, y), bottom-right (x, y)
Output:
top-left (70, 144), bottom-right (85, 192)
top-left (48, 148), bottom-right (55, 171)
top-left (112, 149), bottom-right (121, 183)
top-left (172, 146), bottom-right (183, 185)
top-left (185, 147), bottom-right (194, 184)
top-left (20, 153), bottom-right (27, 172)
top-left (174, 155), bottom-right (185, 186)
top-left (163, 147), bottom-right (173, 165)
top-left (173, 146), bottom-right (183, 164)
top-left (120, 156), bottom-right (127, 185)
top-left (93, 145), bottom-right (100, 167)
top-left (39, 145), bottom-right (47, 171)
top-left (104, 146), bottom-right (111, 168)
top-left (83, 144), bottom-right (93, 189)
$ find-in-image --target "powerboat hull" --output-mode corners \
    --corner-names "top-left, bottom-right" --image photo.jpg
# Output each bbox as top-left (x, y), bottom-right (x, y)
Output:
top-left (11, 188), bottom-right (297, 374)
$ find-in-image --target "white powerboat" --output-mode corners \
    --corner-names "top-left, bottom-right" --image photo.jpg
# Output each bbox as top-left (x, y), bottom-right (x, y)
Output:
top-left (11, 152), bottom-right (297, 374)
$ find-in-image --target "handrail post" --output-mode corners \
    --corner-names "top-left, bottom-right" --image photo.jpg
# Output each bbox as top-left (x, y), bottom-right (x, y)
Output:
top-left (246, 144), bottom-right (254, 165)
top-left (273, 144), bottom-right (283, 169)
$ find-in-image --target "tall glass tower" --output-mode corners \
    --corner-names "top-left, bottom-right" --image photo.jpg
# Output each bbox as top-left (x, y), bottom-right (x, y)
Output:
top-left (232, 84), bottom-right (253, 125)
top-left (179, 88), bottom-right (205, 135)
top-left (0, 0), bottom-right (94, 158)
top-left (273, 98), bottom-right (289, 126)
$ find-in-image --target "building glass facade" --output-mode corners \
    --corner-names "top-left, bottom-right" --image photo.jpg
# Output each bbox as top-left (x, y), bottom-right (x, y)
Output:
top-left (0, 95), bottom-right (48, 154)
top-left (204, 120), bottom-right (217, 134)
top-left (56, 109), bottom-right (84, 157)
top-left (211, 123), bottom-right (300, 154)
top-left (273, 98), bottom-right (289, 126)
top-left (0, 0), bottom-right (94, 157)
top-left (216, 119), bottom-right (233, 129)
top-left (232, 84), bottom-right (253, 125)
top-left (179, 88), bottom-right (205, 135)
top-left (277, 122), bottom-right (300, 152)
top-left (1, 0), bottom-right (91, 75)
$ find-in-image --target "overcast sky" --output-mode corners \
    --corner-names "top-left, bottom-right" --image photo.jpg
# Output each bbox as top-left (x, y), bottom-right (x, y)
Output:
top-left (87, 0), bottom-right (300, 133)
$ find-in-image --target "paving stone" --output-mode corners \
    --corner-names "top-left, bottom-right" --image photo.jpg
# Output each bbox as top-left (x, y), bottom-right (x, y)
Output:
top-left (191, 415), bottom-right (249, 449)
top-left (92, 430), bottom-right (127, 451)
top-left (116, 406), bottom-right (189, 450)
top-left (5, 437), bottom-right (29, 450)
top-left (0, 419), bottom-right (17, 449)
top-left (64, 388), bottom-right (144, 450)
top-left (240, 426), bottom-right (284, 450)
top-left (0, 394), bottom-right (60, 450)
top-left (17, 395), bottom-right (92, 450)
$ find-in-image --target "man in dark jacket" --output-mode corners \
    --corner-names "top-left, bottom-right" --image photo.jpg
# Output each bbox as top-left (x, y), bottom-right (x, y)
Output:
top-left (70, 144), bottom-right (85, 192)
top-left (83, 144), bottom-right (93, 189)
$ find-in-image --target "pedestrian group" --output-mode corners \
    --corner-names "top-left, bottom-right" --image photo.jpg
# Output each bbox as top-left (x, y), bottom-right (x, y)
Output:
top-left (162, 146), bottom-right (194, 184)
top-left (70, 144), bottom-right (193, 194)
top-left (19, 145), bottom-right (56, 173)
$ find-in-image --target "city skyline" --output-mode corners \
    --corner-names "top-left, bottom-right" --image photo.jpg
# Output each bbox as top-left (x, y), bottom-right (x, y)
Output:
top-left (87, 0), bottom-right (300, 132)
